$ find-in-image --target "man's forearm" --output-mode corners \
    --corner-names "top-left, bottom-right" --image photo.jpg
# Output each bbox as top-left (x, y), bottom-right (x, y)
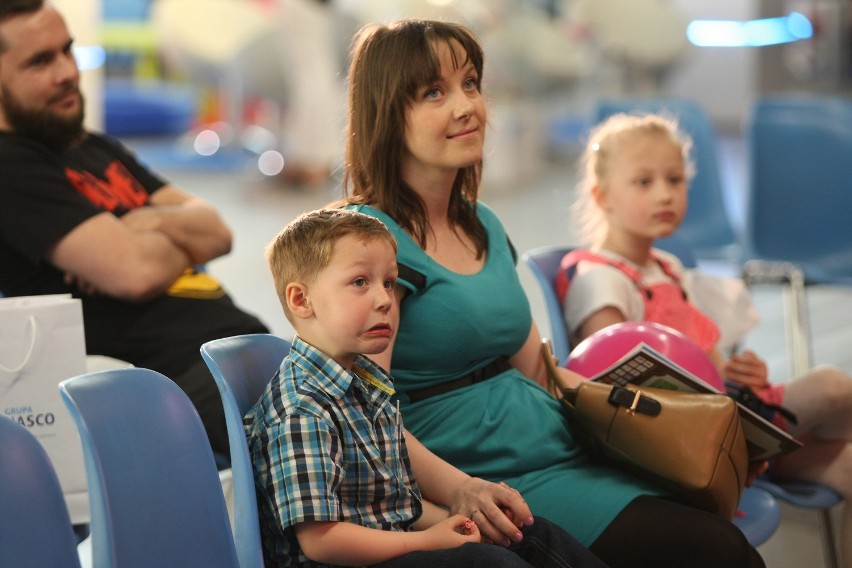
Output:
top-left (121, 202), bottom-right (232, 264)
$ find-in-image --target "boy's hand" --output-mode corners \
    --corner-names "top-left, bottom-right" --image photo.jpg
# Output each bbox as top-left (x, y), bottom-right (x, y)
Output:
top-left (420, 514), bottom-right (481, 549)
top-left (449, 478), bottom-right (533, 546)
top-left (724, 350), bottom-right (770, 389)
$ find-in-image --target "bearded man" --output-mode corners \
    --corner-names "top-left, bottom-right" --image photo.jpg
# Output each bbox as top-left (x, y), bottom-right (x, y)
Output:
top-left (0, 0), bottom-right (269, 458)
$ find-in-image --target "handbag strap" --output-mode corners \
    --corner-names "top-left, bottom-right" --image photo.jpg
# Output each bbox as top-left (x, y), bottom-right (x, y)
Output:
top-left (0, 316), bottom-right (37, 373)
top-left (607, 386), bottom-right (662, 416)
top-left (562, 383), bottom-right (662, 417)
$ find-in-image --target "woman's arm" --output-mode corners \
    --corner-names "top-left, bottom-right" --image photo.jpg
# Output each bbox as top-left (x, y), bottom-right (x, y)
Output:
top-left (295, 516), bottom-right (479, 565)
top-left (404, 429), bottom-right (531, 546)
top-left (510, 322), bottom-right (584, 389)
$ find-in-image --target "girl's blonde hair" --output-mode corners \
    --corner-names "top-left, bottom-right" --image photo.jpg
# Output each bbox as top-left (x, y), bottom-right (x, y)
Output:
top-left (573, 112), bottom-right (695, 246)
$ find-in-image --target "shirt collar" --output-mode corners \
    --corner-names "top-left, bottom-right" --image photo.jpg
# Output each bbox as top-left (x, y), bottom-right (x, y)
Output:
top-left (289, 336), bottom-right (395, 400)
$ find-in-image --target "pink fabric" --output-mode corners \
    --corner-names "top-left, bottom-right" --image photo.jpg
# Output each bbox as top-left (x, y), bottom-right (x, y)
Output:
top-left (558, 249), bottom-right (720, 351)
top-left (754, 383), bottom-right (788, 430)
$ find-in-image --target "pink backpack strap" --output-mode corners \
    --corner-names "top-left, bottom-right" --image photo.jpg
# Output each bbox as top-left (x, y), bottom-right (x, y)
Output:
top-left (556, 249), bottom-right (645, 303)
top-left (650, 252), bottom-right (684, 285)
top-left (557, 249), bottom-right (689, 303)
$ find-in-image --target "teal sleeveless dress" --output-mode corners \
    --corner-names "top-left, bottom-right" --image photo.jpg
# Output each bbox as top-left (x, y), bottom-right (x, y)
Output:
top-left (350, 203), bottom-right (661, 545)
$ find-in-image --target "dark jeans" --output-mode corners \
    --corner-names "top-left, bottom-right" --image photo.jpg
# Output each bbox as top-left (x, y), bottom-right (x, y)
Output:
top-left (371, 517), bottom-right (607, 568)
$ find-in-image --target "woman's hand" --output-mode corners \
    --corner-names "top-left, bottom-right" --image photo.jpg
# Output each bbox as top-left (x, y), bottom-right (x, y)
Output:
top-left (447, 478), bottom-right (533, 546)
top-left (724, 350), bottom-right (770, 389)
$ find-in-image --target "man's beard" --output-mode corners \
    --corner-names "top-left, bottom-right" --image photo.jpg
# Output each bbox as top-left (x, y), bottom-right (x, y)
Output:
top-left (1, 86), bottom-right (85, 152)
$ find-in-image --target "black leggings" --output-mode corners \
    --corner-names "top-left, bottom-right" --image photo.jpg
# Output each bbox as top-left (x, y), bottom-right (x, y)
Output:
top-left (589, 496), bottom-right (765, 568)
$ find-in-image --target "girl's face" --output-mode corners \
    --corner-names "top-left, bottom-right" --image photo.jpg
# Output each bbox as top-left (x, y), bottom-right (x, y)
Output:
top-left (596, 131), bottom-right (688, 246)
top-left (401, 40), bottom-right (486, 186)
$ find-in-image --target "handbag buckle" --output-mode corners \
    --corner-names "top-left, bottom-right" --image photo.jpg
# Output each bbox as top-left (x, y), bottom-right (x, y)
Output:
top-left (627, 389), bottom-right (642, 415)
top-left (608, 386), bottom-right (661, 416)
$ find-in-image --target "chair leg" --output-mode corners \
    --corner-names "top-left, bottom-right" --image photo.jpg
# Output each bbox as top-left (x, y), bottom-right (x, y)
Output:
top-left (780, 262), bottom-right (812, 375)
top-left (742, 260), bottom-right (813, 374)
top-left (819, 508), bottom-right (839, 568)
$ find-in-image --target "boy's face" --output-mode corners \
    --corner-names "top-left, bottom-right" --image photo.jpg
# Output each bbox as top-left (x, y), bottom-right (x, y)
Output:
top-left (301, 234), bottom-right (398, 368)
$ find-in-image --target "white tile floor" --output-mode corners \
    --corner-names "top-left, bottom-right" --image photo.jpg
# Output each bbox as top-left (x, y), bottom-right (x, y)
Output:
top-left (126, 126), bottom-right (852, 567)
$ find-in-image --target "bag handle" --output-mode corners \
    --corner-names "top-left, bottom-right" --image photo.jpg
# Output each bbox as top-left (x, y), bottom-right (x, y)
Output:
top-left (0, 315), bottom-right (37, 373)
top-left (541, 338), bottom-right (567, 398)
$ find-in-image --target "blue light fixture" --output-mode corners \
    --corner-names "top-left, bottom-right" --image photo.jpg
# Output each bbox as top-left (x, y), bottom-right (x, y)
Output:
top-left (73, 45), bottom-right (106, 71)
top-left (687, 12), bottom-right (813, 47)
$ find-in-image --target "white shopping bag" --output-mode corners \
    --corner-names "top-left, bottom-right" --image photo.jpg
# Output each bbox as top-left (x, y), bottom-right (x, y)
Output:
top-left (0, 294), bottom-right (89, 523)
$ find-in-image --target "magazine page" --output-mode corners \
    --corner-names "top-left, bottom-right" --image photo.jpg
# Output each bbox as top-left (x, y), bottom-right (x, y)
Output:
top-left (588, 343), bottom-right (802, 462)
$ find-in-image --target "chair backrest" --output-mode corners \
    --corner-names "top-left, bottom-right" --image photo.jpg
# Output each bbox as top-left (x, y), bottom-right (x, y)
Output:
top-left (522, 245), bottom-right (574, 364)
top-left (0, 417), bottom-right (82, 568)
top-left (593, 97), bottom-right (739, 260)
top-left (200, 333), bottom-right (291, 568)
top-left (745, 94), bottom-right (852, 284)
top-left (522, 236), bottom-right (697, 364)
top-left (59, 368), bottom-right (239, 568)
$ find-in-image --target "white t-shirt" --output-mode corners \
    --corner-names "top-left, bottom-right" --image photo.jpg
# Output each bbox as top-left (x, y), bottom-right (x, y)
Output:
top-left (562, 248), bottom-right (688, 338)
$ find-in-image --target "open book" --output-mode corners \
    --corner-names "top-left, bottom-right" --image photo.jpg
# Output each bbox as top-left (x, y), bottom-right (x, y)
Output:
top-left (556, 341), bottom-right (802, 462)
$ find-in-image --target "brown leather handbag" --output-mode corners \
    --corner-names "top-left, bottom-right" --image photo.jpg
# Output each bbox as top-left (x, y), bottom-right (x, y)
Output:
top-left (544, 343), bottom-right (749, 520)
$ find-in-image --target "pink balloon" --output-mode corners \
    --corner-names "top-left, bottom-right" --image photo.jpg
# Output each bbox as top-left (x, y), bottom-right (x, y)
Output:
top-left (565, 321), bottom-right (724, 391)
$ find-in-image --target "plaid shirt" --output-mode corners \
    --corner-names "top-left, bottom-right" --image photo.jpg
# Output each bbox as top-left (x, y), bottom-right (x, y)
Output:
top-left (245, 337), bottom-right (423, 567)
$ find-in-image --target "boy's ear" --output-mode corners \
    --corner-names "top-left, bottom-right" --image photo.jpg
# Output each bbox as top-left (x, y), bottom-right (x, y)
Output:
top-left (285, 282), bottom-right (313, 319)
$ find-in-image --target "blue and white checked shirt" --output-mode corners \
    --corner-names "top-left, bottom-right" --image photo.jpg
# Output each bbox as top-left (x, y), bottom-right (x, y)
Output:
top-left (244, 336), bottom-right (423, 567)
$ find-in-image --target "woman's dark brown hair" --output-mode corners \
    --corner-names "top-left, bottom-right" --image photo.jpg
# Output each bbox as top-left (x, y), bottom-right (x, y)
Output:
top-left (343, 19), bottom-right (488, 257)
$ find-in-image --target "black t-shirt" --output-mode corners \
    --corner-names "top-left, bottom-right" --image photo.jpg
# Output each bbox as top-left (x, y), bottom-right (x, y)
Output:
top-left (0, 131), bottom-right (268, 376)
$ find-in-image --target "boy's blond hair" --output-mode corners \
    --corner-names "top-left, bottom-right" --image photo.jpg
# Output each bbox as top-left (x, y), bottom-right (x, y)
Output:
top-left (573, 112), bottom-right (695, 246)
top-left (266, 209), bottom-right (397, 322)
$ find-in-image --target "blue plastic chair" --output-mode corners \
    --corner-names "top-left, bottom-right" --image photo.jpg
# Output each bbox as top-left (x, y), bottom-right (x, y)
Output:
top-left (522, 244), bottom-right (574, 364)
top-left (592, 97), bottom-right (740, 260)
top-left (743, 94), bottom-right (852, 374)
top-left (0, 416), bottom-right (82, 568)
top-left (745, 94), bottom-right (852, 285)
top-left (59, 368), bottom-right (240, 568)
top-left (742, 95), bottom-right (850, 567)
top-left (200, 333), bottom-right (292, 568)
top-left (521, 235), bottom-right (696, 363)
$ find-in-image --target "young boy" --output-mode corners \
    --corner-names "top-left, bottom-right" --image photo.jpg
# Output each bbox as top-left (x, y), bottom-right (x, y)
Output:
top-left (246, 209), bottom-right (605, 567)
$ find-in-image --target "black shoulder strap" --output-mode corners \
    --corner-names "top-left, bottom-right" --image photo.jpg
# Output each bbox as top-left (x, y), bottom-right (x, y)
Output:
top-left (507, 237), bottom-right (517, 264)
top-left (397, 262), bottom-right (426, 299)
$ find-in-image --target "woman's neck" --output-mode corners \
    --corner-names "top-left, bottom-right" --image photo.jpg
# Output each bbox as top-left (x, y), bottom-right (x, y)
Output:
top-left (403, 170), bottom-right (455, 225)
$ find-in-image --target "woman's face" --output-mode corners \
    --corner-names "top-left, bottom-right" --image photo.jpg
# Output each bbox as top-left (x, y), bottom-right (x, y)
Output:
top-left (401, 40), bottom-right (486, 186)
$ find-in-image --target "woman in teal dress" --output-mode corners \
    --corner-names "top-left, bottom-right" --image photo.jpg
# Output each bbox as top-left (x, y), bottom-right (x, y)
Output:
top-left (341, 19), bottom-right (764, 568)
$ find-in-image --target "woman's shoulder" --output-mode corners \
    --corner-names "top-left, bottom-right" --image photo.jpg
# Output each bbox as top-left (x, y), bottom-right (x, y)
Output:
top-left (475, 201), bottom-right (501, 227)
top-left (347, 203), bottom-right (398, 227)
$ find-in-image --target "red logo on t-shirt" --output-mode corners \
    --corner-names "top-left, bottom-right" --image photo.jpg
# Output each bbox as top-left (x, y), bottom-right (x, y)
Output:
top-left (65, 161), bottom-right (149, 213)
